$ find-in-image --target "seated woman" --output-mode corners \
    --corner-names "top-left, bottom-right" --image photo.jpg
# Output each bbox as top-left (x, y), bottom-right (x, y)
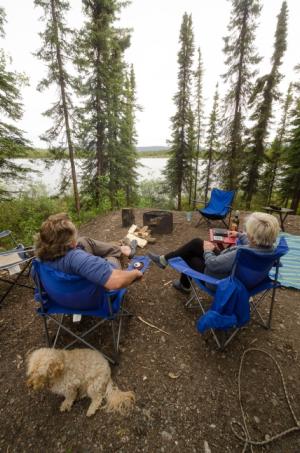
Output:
top-left (148, 212), bottom-right (280, 293)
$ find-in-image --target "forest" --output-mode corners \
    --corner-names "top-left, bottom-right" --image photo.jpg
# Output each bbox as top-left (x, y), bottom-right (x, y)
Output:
top-left (0, 0), bottom-right (300, 242)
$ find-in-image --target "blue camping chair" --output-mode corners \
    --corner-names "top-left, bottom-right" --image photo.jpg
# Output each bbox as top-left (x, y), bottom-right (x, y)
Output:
top-left (32, 256), bottom-right (150, 364)
top-left (0, 236), bottom-right (34, 306)
top-left (196, 188), bottom-right (235, 228)
top-left (168, 237), bottom-right (288, 349)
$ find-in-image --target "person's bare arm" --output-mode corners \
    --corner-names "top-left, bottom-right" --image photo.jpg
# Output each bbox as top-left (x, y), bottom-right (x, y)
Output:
top-left (104, 269), bottom-right (143, 290)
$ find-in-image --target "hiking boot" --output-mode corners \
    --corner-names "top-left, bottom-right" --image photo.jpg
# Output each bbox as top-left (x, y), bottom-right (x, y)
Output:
top-left (172, 279), bottom-right (191, 294)
top-left (148, 252), bottom-right (167, 269)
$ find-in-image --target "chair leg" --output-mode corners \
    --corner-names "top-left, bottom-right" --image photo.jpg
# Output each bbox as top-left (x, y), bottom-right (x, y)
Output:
top-left (0, 262), bottom-right (32, 305)
top-left (267, 286), bottom-right (277, 329)
top-left (221, 218), bottom-right (229, 228)
top-left (53, 314), bottom-right (64, 348)
top-left (45, 314), bottom-right (116, 364)
top-left (43, 316), bottom-right (51, 347)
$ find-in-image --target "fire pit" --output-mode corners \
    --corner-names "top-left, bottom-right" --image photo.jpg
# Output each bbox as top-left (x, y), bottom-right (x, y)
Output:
top-left (143, 211), bottom-right (173, 234)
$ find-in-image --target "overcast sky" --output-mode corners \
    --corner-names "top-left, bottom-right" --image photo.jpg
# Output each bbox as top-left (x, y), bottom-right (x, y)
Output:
top-left (1, 0), bottom-right (299, 147)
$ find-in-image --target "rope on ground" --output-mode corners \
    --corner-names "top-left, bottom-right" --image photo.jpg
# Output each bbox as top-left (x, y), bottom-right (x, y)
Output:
top-left (231, 348), bottom-right (300, 453)
top-left (137, 315), bottom-right (170, 335)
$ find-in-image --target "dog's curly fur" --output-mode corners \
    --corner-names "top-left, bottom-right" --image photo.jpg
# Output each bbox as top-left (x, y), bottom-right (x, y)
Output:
top-left (26, 348), bottom-right (135, 417)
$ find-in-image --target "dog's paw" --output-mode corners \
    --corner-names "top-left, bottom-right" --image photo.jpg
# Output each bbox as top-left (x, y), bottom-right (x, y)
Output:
top-left (86, 408), bottom-right (96, 417)
top-left (60, 400), bottom-right (73, 412)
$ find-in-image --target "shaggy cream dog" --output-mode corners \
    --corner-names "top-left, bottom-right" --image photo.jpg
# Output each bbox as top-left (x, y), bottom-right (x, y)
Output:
top-left (26, 348), bottom-right (135, 417)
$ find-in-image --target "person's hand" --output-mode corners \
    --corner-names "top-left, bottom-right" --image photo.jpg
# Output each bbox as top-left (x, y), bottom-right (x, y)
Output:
top-left (134, 270), bottom-right (143, 280)
top-left (228, 230), bottom-right (238, 238)
top-left (203, 240), bottom-right (215, 251)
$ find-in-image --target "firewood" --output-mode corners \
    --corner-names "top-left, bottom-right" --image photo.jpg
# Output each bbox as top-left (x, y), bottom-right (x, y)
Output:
top-left (126, 233), bottom-right (147, 248)
top-left (147, 237), bottom-right (156, 244)
top-left (128, 224), bottom-right (138, 234)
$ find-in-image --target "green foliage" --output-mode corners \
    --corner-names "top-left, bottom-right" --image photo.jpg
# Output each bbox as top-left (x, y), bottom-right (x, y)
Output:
top-left (0, 8), bottom-right (31, 199)
top-left (137, 179), bottom-right (174, 210)
top-left (34, 0), bottom-right (81, 213)
top-left (280, 73), bottom-right (300, 211)
top-left (74, 0), bottom-right (138, 207)
top-left (242, 1), bottom-right (288, 208)
top-left (221, 0), bottom-right (261, 190)
top-left (201, 85), bottom-right (221, 203)
top-left (164, 12), bottom-right (195, 210)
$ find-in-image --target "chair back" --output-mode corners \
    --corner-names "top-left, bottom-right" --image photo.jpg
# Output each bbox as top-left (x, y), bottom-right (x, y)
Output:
top-left (32, 259), bottom-right (107, 311)
top-left (233, 237), bottom-right (288, 290)
top-left (207, 188), bottom-right (235, 216)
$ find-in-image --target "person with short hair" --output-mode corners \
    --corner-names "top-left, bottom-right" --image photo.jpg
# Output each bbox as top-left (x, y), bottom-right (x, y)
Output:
top-left (35, 213), bottom-right (142, 290)
top-left (148, 212), bottom-right (280, 293)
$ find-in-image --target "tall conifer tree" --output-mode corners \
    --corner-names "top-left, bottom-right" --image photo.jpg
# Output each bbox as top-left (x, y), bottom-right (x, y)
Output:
top-left (75, 0), bottom-right (132, 206)
top-left (262, 83), bottom-right (292, 204)
top-left (0, 8), bottom-right (30, 199)
top-left (202, 85), bottom-right (221, 204)
top-left (242, 1), bottom-right (288, 208)
top-left (35, 0), bottom-right (80, 214)
top-left (164, 13), bottom-right (194, 210)
top-left (192, 47), bottom-right (204, 206)
top-left (222, 0), bottom-right (261, 190)
top-left (280, 67), bottom-right (300, 211)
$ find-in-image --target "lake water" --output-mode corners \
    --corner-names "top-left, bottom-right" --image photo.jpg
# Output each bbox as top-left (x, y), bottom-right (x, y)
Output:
top-left (9, 158), bottom-right (169, 195)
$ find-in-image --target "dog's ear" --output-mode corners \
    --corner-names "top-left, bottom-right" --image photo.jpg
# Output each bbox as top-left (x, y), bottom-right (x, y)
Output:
top-left (48, 358), bottom-right (64, 379)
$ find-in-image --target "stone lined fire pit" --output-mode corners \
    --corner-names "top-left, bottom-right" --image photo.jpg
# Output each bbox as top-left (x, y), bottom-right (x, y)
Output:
top-left (143, 210), bottom-right (173, 234)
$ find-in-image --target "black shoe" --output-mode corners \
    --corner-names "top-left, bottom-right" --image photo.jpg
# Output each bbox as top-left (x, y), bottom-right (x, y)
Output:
top-left (172, 279), bottom-right (191, 294)
top-left (148, 252), bottom-right (166, 269)
top-left (128, 239), bottom-right (138, 259)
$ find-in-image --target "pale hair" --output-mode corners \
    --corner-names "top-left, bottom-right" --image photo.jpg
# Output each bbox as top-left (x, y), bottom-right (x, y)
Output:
top-left (245, 212), bottom-right (279, 248)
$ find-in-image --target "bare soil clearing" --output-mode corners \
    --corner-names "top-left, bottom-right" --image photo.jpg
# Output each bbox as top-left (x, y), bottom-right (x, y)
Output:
top-left (1, 209), bottom-right (300, 452)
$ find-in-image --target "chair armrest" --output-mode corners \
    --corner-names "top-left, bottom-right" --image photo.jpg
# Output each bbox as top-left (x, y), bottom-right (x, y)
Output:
top-left (168, 257), bottom-right (221, 286)
top-left (0, 230), bottom-right (12, 239)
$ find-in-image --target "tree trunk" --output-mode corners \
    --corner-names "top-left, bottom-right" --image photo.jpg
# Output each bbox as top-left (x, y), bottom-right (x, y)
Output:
top-left (50, 0), bottom-right (80, 214)
top-left (228, 5), bottom-right (248, 190)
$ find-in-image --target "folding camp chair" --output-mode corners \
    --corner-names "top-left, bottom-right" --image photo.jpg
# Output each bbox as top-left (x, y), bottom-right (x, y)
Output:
top-left (196, 188), bottom-right (235, 228)
top-left (0, 245), bottom-right (35, 306)
top-left (32, 256), bottom-right (150, 364)
top-left (168, 237), bottom-right (288, 349)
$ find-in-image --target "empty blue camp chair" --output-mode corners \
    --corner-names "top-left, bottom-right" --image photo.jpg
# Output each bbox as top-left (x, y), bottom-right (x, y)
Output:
top-left (32, 256), bottom-right (150, 364)
top-left (0, 240), bottom-right (34, 306)
top-left (168, 237), bottom-right (288, 349)
top-left (197, 188), bottom-right (235, 228)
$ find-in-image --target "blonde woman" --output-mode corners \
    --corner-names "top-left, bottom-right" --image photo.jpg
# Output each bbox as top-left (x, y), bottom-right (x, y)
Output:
top-left (148, 212), bottom-right (280, 293)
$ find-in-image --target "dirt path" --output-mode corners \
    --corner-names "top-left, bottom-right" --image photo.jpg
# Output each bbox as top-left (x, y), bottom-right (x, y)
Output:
top-left (0, 209), bottom-right (300, 452)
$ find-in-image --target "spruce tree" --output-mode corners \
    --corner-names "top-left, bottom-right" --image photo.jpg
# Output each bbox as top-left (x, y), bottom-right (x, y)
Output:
top-left (192, 47), bottom-right (204, 207)
top-left (164, 13), bottom-right (194, 210)
top-left (202, 85), bottom-right (221, 204)
top-left (119, 66), bottom-right (139, 206)
top-left (74, 0), bottom-right (132, 206)
top-left (186, 106), bottom-right (196, 207)
top-left (262, 83), bottom-right (292, 204)
top-left (0, 8), bottom-right (30, 199)
top-left (35, 0), bottom-right (81, 214)
top-left (280, 67), bottom-right (300, 211)
top-left (222, 0), bottom-right (261, 190)
top-left (243, 1), bottom-right (288, 208)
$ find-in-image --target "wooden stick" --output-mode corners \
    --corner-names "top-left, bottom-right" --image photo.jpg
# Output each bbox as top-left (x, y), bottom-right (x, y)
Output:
top-left (137, 316), bottom-right (170, 335)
